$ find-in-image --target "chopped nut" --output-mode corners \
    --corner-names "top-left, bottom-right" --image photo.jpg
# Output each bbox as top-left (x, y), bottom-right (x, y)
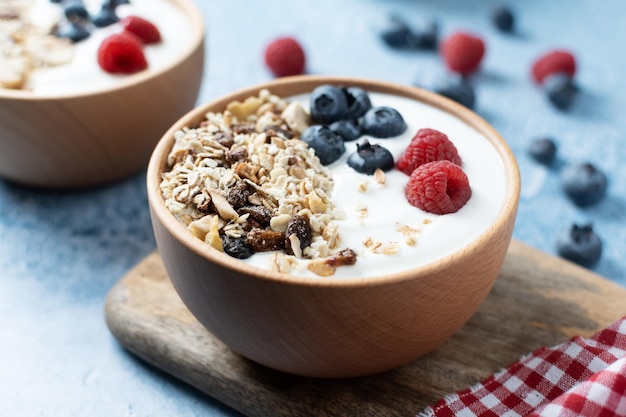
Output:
top-left (226, 96), bottom-right (263, 120)
top-left (281, 101), bottom-right (310, 134)
top-left (307, 260), bottom-right (336, 277)
top-left (307, 191), bottom-right (327, 214)
top-left (208, 189), bottom-right (238, 221)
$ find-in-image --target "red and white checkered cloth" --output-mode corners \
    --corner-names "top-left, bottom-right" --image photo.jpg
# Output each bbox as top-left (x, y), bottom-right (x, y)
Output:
top-left (419, 316), bottom-right (626, 417)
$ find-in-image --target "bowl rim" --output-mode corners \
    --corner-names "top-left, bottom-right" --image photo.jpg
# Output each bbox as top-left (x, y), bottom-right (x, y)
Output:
top-left (0, 0), bottom-right (205, 101)
top-left (147, 75), bottom-right (521, 288)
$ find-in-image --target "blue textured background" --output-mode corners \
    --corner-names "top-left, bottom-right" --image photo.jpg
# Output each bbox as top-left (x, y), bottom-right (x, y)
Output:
top-left (2, 0), bottom-right (625, 415)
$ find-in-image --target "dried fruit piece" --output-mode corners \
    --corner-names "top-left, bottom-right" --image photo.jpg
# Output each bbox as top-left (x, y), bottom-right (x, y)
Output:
top-left (405, 160), bottom-right (472, 215)
top-left (440, 31), bottom-right (486, 75)
top-left (284, 215), bottom-right (312, 256)
top-left (396, 128), bottom-right (462, 176)
top-left (246, 228), bottom-right (285, 252)
top-left (97, 32), bottom-right (147, 74)
top-left (222, 235), bottom-right (254, 259)
top-left (263, 36), bottom-right (306, 77)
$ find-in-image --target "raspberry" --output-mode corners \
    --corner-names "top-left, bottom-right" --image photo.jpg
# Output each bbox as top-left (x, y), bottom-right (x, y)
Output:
top-left (264, 36), bottom-right (306, 77)
top-left (395, 128), bottom-right (462, 176)
top-left (97, 32), bottom-right (148, 74)
top-left (120, 15), bottom-right (162, 44)
top-left (440, 31), bottom-right (485, 75)
top-left (405, 160), bottom-right (472, 215)
top-left (531, 49), bottom-right (576, 85)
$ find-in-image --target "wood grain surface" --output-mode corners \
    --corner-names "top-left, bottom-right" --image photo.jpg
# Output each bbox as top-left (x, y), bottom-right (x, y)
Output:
top-left (104, 240), bottom-right (626, 417)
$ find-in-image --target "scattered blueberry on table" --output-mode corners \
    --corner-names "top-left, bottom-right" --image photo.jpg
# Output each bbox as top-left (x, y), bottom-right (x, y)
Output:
top-left (556, 223), bottom-right (603, 267)
top-left (528, 137), bottom-right (557, 165)
top-left (561, 162), bottom-right (608, 207)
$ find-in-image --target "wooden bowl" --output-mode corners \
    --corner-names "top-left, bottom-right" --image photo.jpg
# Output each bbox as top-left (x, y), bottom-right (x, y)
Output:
top-left (0, 0), bottom-right (204, 188)
top-left (147, 76), bottom-right (521, 378)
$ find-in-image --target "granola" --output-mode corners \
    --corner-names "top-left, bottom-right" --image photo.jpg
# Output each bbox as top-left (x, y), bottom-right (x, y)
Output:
top-left (160, 89), bottom-right (350, 275)
top-left (0, 1), bottom-right (74, 89)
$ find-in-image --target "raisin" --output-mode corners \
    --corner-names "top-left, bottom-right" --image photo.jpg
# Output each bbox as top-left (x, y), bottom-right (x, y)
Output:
top-left (227, 181), bottom-right (251, 209)
top-left (264, 125), bottom-right (293, 139)
top-left (225, 147), bottom-right (248, 164)
top-left (214, 131), bottom-right (234, 148)
top-left (238, 205), bottom-right (273, 228)
top-left (232, 123), bottom-right (256, 135)
top-left (284, 215), bottom-right (312, 255)
top-left (222, 235), bottom-right (254, 259)
top-left (326, 248), bottom-right (357, 267)
top-left (246, 228), bottom-right (285, 252)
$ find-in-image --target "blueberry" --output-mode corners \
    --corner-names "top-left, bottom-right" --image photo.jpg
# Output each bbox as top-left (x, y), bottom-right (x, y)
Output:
top-left (64, 2), bottom-right (89, 20)
top-left (410, 19), bottom-right (439, 50)
top-left (301, 125), bottom-right (346, 165)
top-left (91, 8), bottom-right (118, 27)
top-left (361, 106), bottom-right (407, 138)
top-left (556, 223), bottom-right (602, 267)
top-left (343, 87), bottom-right (372, 120)
top-left (329, 119), bottom-right (362, 142)
top-left (492, 5), bottom-right (515, 33)
top-left (101, 0), bottom-right (129, 10)
top-left (379, 15), bottom-right (414, 49)
top-left (310, 85), bottom-right (349, 124)
top-left (528, 137), bottom-right (557, 165)
top-left (434, 77), bottom-right (476, 109)
top-left (561, 162), bottom-right (607, 207)
top-left (56, 22), bottom-right (90, 42)
top-left (221, 236), bottom-right (254, 259)
top-left (544, 73), bottom-right (579, 111)
top-left (347, 140), bottom-right (394, 175)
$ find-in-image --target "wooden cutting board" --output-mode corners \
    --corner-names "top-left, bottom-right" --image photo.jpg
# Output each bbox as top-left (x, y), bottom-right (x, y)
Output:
top-left (104, 240), bottom-right (626, 417)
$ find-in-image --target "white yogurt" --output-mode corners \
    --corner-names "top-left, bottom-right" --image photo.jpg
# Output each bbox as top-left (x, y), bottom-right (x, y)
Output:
top-left (244, 93), bottom-right (508, 278)
top-left (25, 0), bottom-right (192, 95)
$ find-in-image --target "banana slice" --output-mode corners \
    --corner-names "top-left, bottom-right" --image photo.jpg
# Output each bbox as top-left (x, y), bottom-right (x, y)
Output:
top-left (25, 34), bottom-right (74, 67)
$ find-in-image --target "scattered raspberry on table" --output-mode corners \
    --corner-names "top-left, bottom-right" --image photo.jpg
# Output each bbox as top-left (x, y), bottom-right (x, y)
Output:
top-left (264, 36), bottom-right (306, 77)
top-left (531, 49), bottom-right (576, 85)
top-left (440, 31), bottom-right (486, 75)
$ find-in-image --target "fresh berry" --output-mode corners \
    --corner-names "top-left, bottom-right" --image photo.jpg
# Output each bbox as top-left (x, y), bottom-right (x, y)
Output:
top-left (544, 73), bottom-right (579, 110)
top-left (361, 106), bottom-right (407, 138)
top-left (309, 85), bottom-right (349, 124)
top-left (396, 128), bottom-right (461, 175)
top-left (531, 49), bottom-right (576, 85)
top-left (561, 162), bottom-right (607, 207)
top-left (64, 2), bottom-right (89, 20)
top-left (263, 36), bottom-right (306, 77)
top-left (222, 235), bottom-right (254, 259)
top-left (101, 0), bottom-right (130, 10)
top-left (491, 5), bottom-right (515, 33)
top-left (329, 119), bottom-right (362, 142)
top-left (405, 160), bottom-right (472, 215)
top-left (347, 140), bottom-right (395, 175)
top-left (91, 7), bottom-right (118, 27)
top-left (379, 15), bottom-right (439, 50)
top-left (300, 125), bottom-right (346, 165)
top-left (434, 77), bottom-right (476, 109)
top-left (120, 16), bottom-right (162, 44)
top-left (56, 21), bottom-right (90, 43)
top-left (411, 19), bottom-right (439, 50)
top-left (97, 32), bottom-right (148, 74)
top-left (440, 31), bottom-right (486, 75)
top-left (343, 87), bottom-right (372, 120)
top-left (556, 223), bottom-right (602, 267)
top-left (528, 137), bottom-right (557, 164)
top-left (379, 15), bottom-right (415, 49)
